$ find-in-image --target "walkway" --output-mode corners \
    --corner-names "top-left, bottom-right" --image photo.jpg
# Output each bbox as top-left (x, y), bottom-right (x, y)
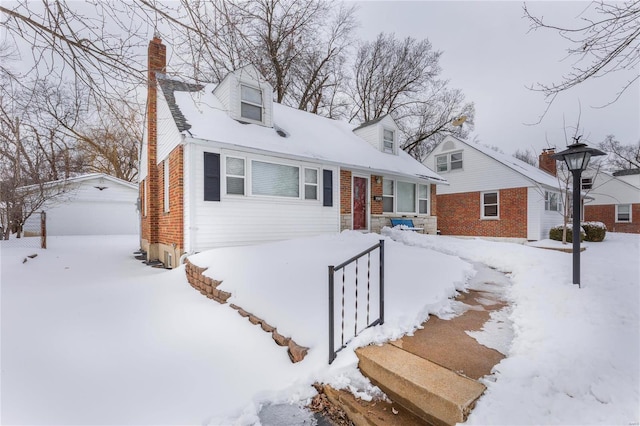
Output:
top-left (324, 261), bottom-right (513, 425)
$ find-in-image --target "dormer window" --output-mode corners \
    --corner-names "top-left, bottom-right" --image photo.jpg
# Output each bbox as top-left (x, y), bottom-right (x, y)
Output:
top-left (240, 84), bottom-right (263, 122)
top-left (383, 129), bottom-right (394, 153)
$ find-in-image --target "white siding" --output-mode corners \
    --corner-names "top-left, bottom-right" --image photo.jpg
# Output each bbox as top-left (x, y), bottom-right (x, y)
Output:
top-left (425, 139), bottom-right (533, 195)
top-left (353, 115), bottom-right (398, 153)
top-left (156, 87), bottom-right (184, 164)
top-left (586, 172), bottom-right (640, 206)
top-left (215, 66), bottom-right (274, 128)
top-left (189, 144), bottom-right (339, 250)
top-left (527, 186), bottom-right (564, 240)
top-left (616, 173), bottom-right (640, 188)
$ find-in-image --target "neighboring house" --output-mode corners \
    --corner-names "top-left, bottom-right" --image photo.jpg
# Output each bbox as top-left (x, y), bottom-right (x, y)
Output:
top-left (582, 168), bottom-right (640, 233)
top-left (140, 37), bottom-right (446, 268)
top-left (23, 173), bottom-right (138, 236)
top-left (423, 136), bottom-right (566, 241)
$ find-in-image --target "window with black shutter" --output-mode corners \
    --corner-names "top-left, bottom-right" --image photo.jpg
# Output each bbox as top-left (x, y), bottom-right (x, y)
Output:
top-left (323, 169), bottom-right (333, 207)
top-left (204, 152), bottom-right (220, 201)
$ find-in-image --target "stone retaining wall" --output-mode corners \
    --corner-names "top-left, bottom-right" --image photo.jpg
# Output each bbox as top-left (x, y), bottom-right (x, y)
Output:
top-left (184, 259), bottom-right (309, 363)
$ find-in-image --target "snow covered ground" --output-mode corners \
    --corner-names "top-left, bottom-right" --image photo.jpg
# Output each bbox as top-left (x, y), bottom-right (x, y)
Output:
top-left (1, 230), bottom-right (638, 425)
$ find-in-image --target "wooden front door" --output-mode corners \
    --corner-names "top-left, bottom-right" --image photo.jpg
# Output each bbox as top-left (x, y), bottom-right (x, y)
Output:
top-left (353, 177), bottom-right (367, 230)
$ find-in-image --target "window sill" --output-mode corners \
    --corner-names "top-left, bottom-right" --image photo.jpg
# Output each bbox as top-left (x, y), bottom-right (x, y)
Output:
top-left (480, 217), bottom-right (500, 220)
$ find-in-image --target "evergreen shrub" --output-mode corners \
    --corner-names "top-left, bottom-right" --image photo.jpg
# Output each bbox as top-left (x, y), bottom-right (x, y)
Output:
top-left (581, 221), bottom-right (607, 242)
top-left (549, 224), bottom-right (585, 242)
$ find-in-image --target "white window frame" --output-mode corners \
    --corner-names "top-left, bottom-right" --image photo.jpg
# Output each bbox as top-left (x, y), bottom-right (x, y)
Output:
top-left (545, 191), bottom-right (560, 212)
top-left (304, 168), bottom-right (319, 200)
top-left (381, 179), bottom-right (430, 215)
top-left (435, 151), bottom-right (463, 172)
top-left (163, 160), bottom-right (170, 213)
top-left (396, 181), bottom-right (416, 214)
top-left (481, 191), bottom-right (499, 219)
top-left (382, 179), bottom-right (394, 213)
top-left (616, 204), bottom-right (631, 223)
top-left (240, 84), bottom-right (263, 123)
top-left (225, 156), bottom-right (246, 195)
top-left (250, 159), bottom-right (300, 198)
top-left (144, 179), bottom-right (148, 217)
top-left (383, 128), bottom-right (395, 154)
top-left (418, 184), bottom-right (429, 215)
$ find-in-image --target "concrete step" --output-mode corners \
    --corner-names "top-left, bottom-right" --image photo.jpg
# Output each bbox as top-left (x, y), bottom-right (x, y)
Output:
top-left (356, 343), bottom-right (486, 426)
top-left (322, 385), bottom-right (426, 426)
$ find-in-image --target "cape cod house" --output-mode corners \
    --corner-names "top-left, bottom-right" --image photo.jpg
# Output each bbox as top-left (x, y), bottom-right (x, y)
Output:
top-left (582, 168), bottom-right (640, 234)
top-left (423, 136), bottom-right (566, 241)
top-left (140, 37), bottom-right (446, 268)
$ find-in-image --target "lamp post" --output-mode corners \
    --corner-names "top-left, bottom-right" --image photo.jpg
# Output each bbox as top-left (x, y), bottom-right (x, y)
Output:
top-left (551, 141), bottom-right (605, 287)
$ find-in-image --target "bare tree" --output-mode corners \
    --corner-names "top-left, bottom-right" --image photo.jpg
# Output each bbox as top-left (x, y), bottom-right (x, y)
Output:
top-left (350, 32), bottom-right (475, 160)
top-left (514, 148), bottom-right (538, 166)
top-left (0, 1), bottom-right (147, 104)
top-left (598, 135), bottom-right (640, 170)
top-left (139, 0), bottom-right (357, 114)
top-left (35, 81), bottom-right (141, 182)
top-left (524, 1), bottom-right (640, 105)
top-left (0, 79), bottom-right (76, 239)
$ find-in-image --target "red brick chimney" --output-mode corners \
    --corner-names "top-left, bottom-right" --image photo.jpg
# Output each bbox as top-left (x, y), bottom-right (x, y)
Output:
top-left (142, 36), bottom-right (166, 259)
top-left (539, 148), bottom-right (557, 176)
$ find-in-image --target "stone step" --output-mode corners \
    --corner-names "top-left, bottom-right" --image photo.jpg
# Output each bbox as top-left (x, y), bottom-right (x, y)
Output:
top-left (356, 343), bottom-right (486, 426)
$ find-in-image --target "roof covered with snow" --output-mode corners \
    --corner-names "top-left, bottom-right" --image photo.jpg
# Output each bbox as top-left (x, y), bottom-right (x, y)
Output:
top-left (158, 76), bottom-right (446, 184)
top-left (459, 137), bottom-right (561, 189)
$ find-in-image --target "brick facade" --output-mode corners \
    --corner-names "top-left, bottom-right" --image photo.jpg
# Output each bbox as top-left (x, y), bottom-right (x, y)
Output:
top-left (142, 36), bottom-right (186, 267)
top-left (538, 149), bottom-right (557, 176)
top-left (340, 170), bottom-right (352, 215)
top-left (158, 146), bottom-right (185, 252)
top-left (339, 170), bottom-right (439, 234)
top-left (584, 203), bottom-right (640, 234)
top-left (437, 187), bottom-right (528, 238)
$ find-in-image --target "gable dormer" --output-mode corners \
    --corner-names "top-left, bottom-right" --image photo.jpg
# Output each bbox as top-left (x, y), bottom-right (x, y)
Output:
top-left (433, 136), bottom-right (463, 173)
top-left (353, 115), bottom-right (399, 155)
top-left (213, 65), bottom-right (274, 128)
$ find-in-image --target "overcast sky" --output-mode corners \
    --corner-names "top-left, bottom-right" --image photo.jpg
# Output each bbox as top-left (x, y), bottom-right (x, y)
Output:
top-left (354, 1), bottom-right (639, 157)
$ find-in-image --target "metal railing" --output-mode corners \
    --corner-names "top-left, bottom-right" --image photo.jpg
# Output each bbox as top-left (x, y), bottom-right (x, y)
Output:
top-left (328, 239), bottom-right (384, 364)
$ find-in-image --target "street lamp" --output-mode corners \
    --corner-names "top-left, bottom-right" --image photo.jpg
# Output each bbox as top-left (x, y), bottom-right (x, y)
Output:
top-left (551, 141), bottom-right (605, 287)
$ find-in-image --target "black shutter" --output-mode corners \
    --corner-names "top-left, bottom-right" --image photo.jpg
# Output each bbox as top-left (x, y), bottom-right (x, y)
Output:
top-left (204, 152), bottom-right (220, 201)
top-left (323, 169), bottom-right (333, 207)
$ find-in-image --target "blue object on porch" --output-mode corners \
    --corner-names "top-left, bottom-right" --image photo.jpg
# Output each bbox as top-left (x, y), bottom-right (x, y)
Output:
top-left (389, 218), bottom-right (423, 231)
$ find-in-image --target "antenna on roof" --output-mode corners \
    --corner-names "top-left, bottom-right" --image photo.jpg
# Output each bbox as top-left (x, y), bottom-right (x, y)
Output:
top-left (452, 115), bottom-right (467, 127)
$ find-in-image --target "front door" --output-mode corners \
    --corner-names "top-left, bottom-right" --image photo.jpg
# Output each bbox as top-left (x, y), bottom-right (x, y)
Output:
top-left (353, 177), bottom-right (367, 230)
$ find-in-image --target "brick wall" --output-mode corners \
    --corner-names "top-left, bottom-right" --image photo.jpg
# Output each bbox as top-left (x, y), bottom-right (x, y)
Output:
top-left (584, 203), bottom-right (640, 234)
top-left (371, 175), bottom-right (383, 215)
top-left (340, 170), bottom-right (352, 215)
top-left (158, 146), bottom-right (184, 248)
top-left (430, 184), bottom-right (437, 217)
top-left (141, 36), bottom-right (166, 260)
top-left (539, 149), bottom-right (557, 176)
top-left (438, 187), bottom-right (528, 238)
top-left (184, 259), bottom-right (308, 363)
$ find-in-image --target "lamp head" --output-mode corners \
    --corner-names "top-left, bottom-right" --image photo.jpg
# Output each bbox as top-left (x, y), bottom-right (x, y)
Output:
top-left (551, 142), bottom-right (606, 172)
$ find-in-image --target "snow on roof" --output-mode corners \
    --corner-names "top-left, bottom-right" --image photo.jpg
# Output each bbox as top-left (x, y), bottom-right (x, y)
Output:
top-left (20, 173), bottom-right (137, 192)
top-left (166, 79), bottom-right (446, 184)
top-left (458, 137), bottom-right (561, 189)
